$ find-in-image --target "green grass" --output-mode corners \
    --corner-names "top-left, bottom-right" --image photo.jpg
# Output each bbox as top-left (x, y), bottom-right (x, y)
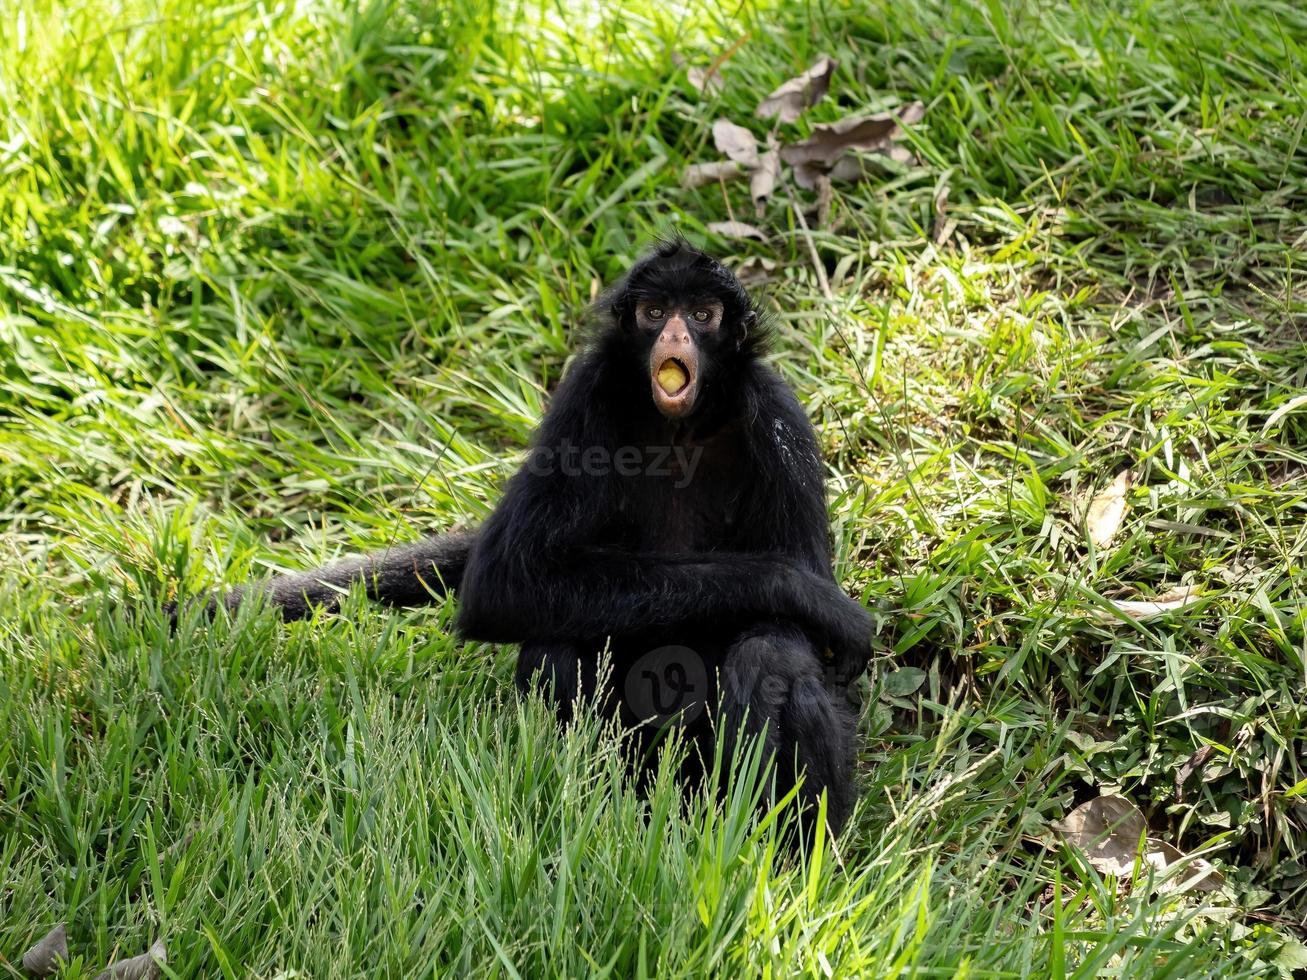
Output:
top-left (2, 0), bottom-right (1305, 975)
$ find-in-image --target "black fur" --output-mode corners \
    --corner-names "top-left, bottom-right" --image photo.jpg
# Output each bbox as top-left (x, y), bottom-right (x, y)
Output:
top-left (203, 240), bottom-right (872, 836)
top-left (207, 531), bottom-right (476, 620)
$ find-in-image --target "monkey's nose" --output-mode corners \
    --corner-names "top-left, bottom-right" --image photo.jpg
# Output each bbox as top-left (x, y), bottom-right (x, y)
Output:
top-left (661, 317), bottom-right (691, 344)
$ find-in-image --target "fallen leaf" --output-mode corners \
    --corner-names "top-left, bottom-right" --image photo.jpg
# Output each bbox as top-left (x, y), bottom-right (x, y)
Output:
top-left (898, 101), bottom-right (926, 126)
top-left (706, 220), bottom-right (766, 240)
top-left (750, 148), bottom-right (780, 209)
top-left (95, 938), bottom-right (167, 980)
top-left (733, 256), bottom-right (776, 287)
top-left (792, 161), bottom-right (824, 191)
top-left (827, 143), bottom-right (915, 183)
top-left (1052, 795), bottom-right (1223, 892)
top-left (675, 36), bottom-right (748, 95)
top-left (814, 173), bottom-right (833, 228)
top-left (779, 105), bottom-right (924, 169)
top-left (712, 119), bottom-right (759, 167)
top-left (683, 160), bottom-right (745, 189)
top-left (1053, 795), bottom-right (1147, 876)
top-left (1145, 838), bottom-right (1225, 893)
top-left (932, 179), bottom-right (955, 245)
top-left (1084, 470), bottom-right (1131, 548)
top-left (933, 180), bottom-right (950, 218)
top-left (22, 924), bottom-right (68, 977)
top-left (756, 56), bottom-right (837, 124)
top-left (1175, 744), bottom-right (1218, 799)
top-left (1095, 584), bottom-right (1202, 621)
top-left (686, 65), bottom-right (725, 95)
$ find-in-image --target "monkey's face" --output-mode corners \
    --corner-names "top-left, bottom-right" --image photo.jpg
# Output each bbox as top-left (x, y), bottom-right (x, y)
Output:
top-left (635, 297), bottom-right (725, 419)
top-left (613, 241), bottom-right (758, 420)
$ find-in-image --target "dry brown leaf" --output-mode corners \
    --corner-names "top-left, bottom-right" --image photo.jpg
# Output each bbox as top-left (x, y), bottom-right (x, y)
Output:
top-left (676, 35), bottom-right (748, 95)
top-left (1175, 744), bottom-right (1218, 799)
top-left (897, 101), bottom-right (926, 126)
top-left (750, 148), bottom-right (780, 209)
top-left (1096, 584), bottom-right (1202, 621)
top-left (1052, 795), bottom-right (1224, 892)
top-left (686, 65), bottom-right (725, 95)
top-left (1084, 470), bottom-right (1131, 548)
top-left (1053, 795), bottom-right (1147, 876)
top-left (932, 180), bottom-right (954, 245)
top-left (827, 155), bottom-right (863, 184)
top-left (756, 56), bottom-right (837, 124)
top-left (95, 939), bottom-right (167, 980)
top-left (933, 181), bottom-right (950, 218)
top-left (792, 161), bottom-right (824, 191)
top-left (1147, 839), bottom-right (1225, 893)
top-left (22, 924), bottom-right (68, 977)
top-left (706, 221), bottom-right (766, 241)
top-left (734, 256), bottom-right (776, 287)
top-left (682, 160), bottom-right (745, 189)
top-left (779, 104), bottom-right (924, 169)
top-left (671, 51), bottom-right (719, 94)
top-left (814, 174), bottom-right (833, 228)
top-left (712, 119), bottom-right (759, 167)
top-left (827, 143), bottom-right (915, 183)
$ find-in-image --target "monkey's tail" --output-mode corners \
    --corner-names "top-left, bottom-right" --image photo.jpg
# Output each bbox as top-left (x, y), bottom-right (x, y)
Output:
top-left (168, 528), bottom-right (478, 625)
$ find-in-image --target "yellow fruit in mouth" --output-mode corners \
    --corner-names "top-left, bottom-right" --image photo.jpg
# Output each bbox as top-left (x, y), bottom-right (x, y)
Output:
top-left (656, 359), bottom-right (689, 395)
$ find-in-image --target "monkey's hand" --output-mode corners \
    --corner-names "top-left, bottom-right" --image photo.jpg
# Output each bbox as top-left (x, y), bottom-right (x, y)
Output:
top-left (809, 582), bottom-right (875, 683)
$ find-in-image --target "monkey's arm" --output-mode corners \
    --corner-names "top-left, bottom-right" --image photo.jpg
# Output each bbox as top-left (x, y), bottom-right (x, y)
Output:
top-left (453, 452), bottom-right (868, 658)
top-left (454, 361), bottom-right (871, 661)
top-left (736, 367), bottom-right (875, 678)
top-left (456, 536), bottom-right (869, 660)
top-left (184, 530), bottom-right (476, 622)
top-left (454, 368), bottom-right (873, 674)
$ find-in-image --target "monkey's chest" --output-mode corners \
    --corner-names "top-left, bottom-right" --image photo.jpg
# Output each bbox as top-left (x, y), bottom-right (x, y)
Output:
top-left (618, 461), bottom-right (743, 553)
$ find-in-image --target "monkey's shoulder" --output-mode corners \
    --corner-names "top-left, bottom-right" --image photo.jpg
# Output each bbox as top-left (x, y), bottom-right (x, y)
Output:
top-left (742, 364), bottom-right (822, 461)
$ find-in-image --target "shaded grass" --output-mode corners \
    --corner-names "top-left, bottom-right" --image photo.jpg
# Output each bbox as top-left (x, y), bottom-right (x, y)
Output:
top-left (1, 0), bottom-right (1305, 974)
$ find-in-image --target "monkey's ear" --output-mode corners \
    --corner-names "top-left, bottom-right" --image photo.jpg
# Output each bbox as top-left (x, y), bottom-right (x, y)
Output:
top-left (739, 310), bottom-right (758, 347)
top-left (609, 291), bottom-right (632, 324)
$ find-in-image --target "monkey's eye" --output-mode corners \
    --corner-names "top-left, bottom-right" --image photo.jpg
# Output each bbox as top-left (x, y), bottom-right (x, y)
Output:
top-left (647, 307), bottom-right (665, 320)
top-left (692, 310), bottom-right (710, 322)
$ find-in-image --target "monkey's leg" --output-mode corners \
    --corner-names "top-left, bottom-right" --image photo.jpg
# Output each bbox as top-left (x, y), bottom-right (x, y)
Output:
top-left (515, 641), bottom-right (601, 725)
top-left (718, 623), bottom-right (857, 839)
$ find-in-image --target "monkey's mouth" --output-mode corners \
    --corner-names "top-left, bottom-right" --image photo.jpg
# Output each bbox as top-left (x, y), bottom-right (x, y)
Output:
top-left (651, 356), bottom-right (698, 418)
top-left (655, 357), bottom-right (690, 396)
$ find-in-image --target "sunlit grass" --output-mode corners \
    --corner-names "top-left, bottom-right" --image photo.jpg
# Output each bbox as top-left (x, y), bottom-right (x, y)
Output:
top-left (2, 0), bottom-right (1304, 974)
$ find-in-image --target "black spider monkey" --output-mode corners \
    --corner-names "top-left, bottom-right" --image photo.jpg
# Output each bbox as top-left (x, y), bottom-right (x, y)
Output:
top-left (197, 240), bottom-right (873, 836)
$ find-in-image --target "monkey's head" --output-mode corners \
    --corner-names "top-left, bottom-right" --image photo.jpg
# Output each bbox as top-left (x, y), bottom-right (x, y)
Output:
top-left (607, 239), bottom-right (762, 420)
